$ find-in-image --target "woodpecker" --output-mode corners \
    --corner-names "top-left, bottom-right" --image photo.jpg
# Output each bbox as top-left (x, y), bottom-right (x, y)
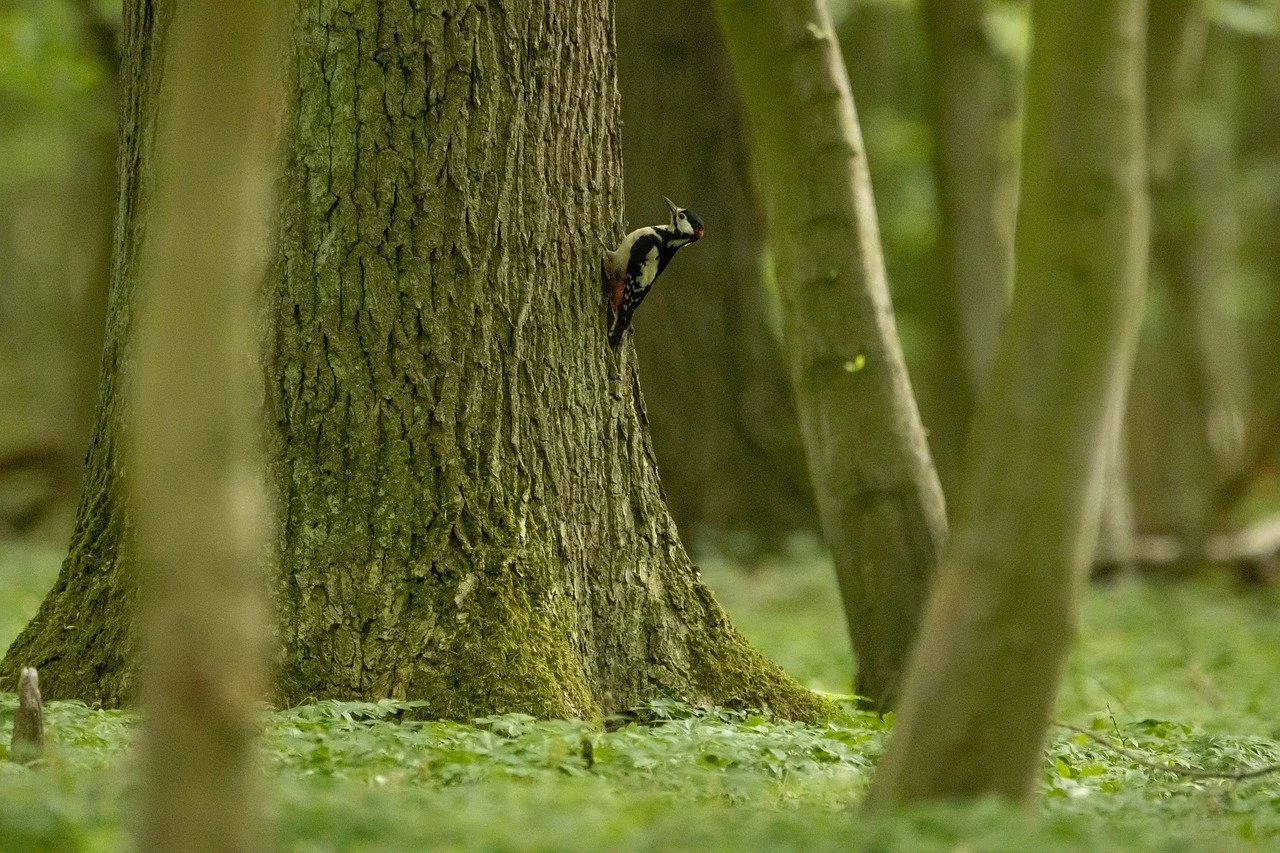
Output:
top-left (601, 197), bottom-right (705, 347)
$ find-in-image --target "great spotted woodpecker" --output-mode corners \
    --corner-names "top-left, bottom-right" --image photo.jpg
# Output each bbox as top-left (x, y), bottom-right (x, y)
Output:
top-left (601, 197), bottom-right (705, 347)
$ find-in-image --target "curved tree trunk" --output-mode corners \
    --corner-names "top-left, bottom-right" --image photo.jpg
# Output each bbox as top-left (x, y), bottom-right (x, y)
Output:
top-left (616, 0), bottom-right (815, 555)
top-left (869, 0), bottom-right (1148, 804)
top-left (3, 0), bottom-right (824, 723)
top-left (714, 0), bottom-right (948, 710)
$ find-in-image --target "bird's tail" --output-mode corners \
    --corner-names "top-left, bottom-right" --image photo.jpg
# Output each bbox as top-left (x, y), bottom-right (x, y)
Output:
top-left (609, 308), bottom-right (630, 348)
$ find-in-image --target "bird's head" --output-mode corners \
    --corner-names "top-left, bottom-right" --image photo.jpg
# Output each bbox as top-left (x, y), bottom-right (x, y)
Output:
top-left (665, 197), bottom-right (706, 241)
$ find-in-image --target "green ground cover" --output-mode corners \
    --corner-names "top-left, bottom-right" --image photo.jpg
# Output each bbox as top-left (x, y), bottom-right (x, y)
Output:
top-left (2, 540), bottom-right (1279, 851)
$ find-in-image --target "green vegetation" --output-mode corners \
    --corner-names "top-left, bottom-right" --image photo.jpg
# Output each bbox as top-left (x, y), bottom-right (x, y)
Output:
top-left (3, 544), bottom-right (1279, 849)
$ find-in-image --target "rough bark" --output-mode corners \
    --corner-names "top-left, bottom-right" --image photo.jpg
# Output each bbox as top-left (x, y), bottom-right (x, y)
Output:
top-left (3, 0), bottom-right (825, 724)
top-left (714, 0), bottom-right (948, 709)
top-left (616, 0), bottom-right (815, 554)
top-left (869, 0), bottom-right (1148, 804)
top-left (130, 3), bottom-right (282, 849)
top-left (919, 0), bottom-right (1015, 398)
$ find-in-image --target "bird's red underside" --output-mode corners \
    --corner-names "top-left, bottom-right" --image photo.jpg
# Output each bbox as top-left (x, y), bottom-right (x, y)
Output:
top-left (610, 277), bottom-right (624, 313)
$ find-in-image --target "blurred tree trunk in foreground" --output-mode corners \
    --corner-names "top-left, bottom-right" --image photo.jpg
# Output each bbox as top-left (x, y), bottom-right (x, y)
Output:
top-left (0, 2), bottom-right (117, 542)
top-left (4, 0), bottom-right (824, 723)
top-left (715, 0), bottom-right (948, 709)
top-left (870, 0), bottom-right (1148, 804)
top-left (130, 1), bottom-right (283, 849)
top-left (617, 0), bottom-right (815, 557)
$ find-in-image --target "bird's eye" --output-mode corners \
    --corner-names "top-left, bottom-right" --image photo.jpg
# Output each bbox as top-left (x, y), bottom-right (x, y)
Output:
top-left (678, 213), bottom-right (686, 221)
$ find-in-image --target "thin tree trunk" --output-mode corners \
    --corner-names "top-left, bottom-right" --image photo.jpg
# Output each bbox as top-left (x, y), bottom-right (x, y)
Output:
top-left (1146, 0), bottom-right (1206, 181)
top-left (1155, 44), bottom-right (1249, 554)
top-left (1094, 440), bottom-right (1137, 573)
top-left (1125, 4), bottom-right (1206, 557)
top-left (869, 0), bottom-right (1148, 803)
top-left (130, 3), bottom-right (284, 849)
top-left (917, 0), bottom-right (1138, 573)
top-left (616, 0), bottom-right (815, 555)
top-left (1219, 34), bottom-right (1280, 519)
top-left (919, 0), bottom-right (1015, 399)
top-left (714, 0), bottom-right (948, 709)
top-left (1130, 10), bottom-right (1247, 559)
top-left (3, 0), bottom-right (825, 723)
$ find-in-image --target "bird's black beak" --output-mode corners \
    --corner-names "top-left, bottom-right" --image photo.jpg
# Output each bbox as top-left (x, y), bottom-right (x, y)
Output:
top-left (664, 196), bottom-right (679, 218)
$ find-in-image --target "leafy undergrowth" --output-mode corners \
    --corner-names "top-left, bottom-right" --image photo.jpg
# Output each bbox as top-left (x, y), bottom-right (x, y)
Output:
top-left (2, 698), bottom-right (1279, 851)
top-left (701, 545), bottom-right (1280, 737)
top-left (1, 542), bottom-right (1279, 850)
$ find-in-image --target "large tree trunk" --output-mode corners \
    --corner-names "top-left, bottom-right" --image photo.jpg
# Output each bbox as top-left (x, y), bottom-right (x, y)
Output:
top-left (131, 1), bottom-right (282, 848)
top-left (616, 0), bottom-right (815, 555)
top-left (3, 0), bottom-right (824, 723)
top-left (714, 0), bottom-right (948, 709)
top-left (869, 0), bottom-right (1148, 804)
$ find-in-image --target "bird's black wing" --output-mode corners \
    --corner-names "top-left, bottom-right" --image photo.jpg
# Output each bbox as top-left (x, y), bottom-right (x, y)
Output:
top-left (609, 232), bottom-right (664, 347)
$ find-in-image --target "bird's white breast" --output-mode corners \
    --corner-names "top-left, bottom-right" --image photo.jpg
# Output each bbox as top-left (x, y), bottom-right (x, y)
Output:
top-left (608, 226), bottom-right (656, 280)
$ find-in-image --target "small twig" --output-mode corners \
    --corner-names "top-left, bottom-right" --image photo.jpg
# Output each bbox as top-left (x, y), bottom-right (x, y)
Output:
top-left (9, 667), bottom-right (44, 765)
top-left (1106, 707), bottom-right (1122, 740)
top-left (1057, 722), bottom-right (1280, 781)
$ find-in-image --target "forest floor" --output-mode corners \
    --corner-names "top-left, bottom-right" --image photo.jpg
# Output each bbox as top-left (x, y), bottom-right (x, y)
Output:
top-left (2, 540), bottom-right (1280, 850)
